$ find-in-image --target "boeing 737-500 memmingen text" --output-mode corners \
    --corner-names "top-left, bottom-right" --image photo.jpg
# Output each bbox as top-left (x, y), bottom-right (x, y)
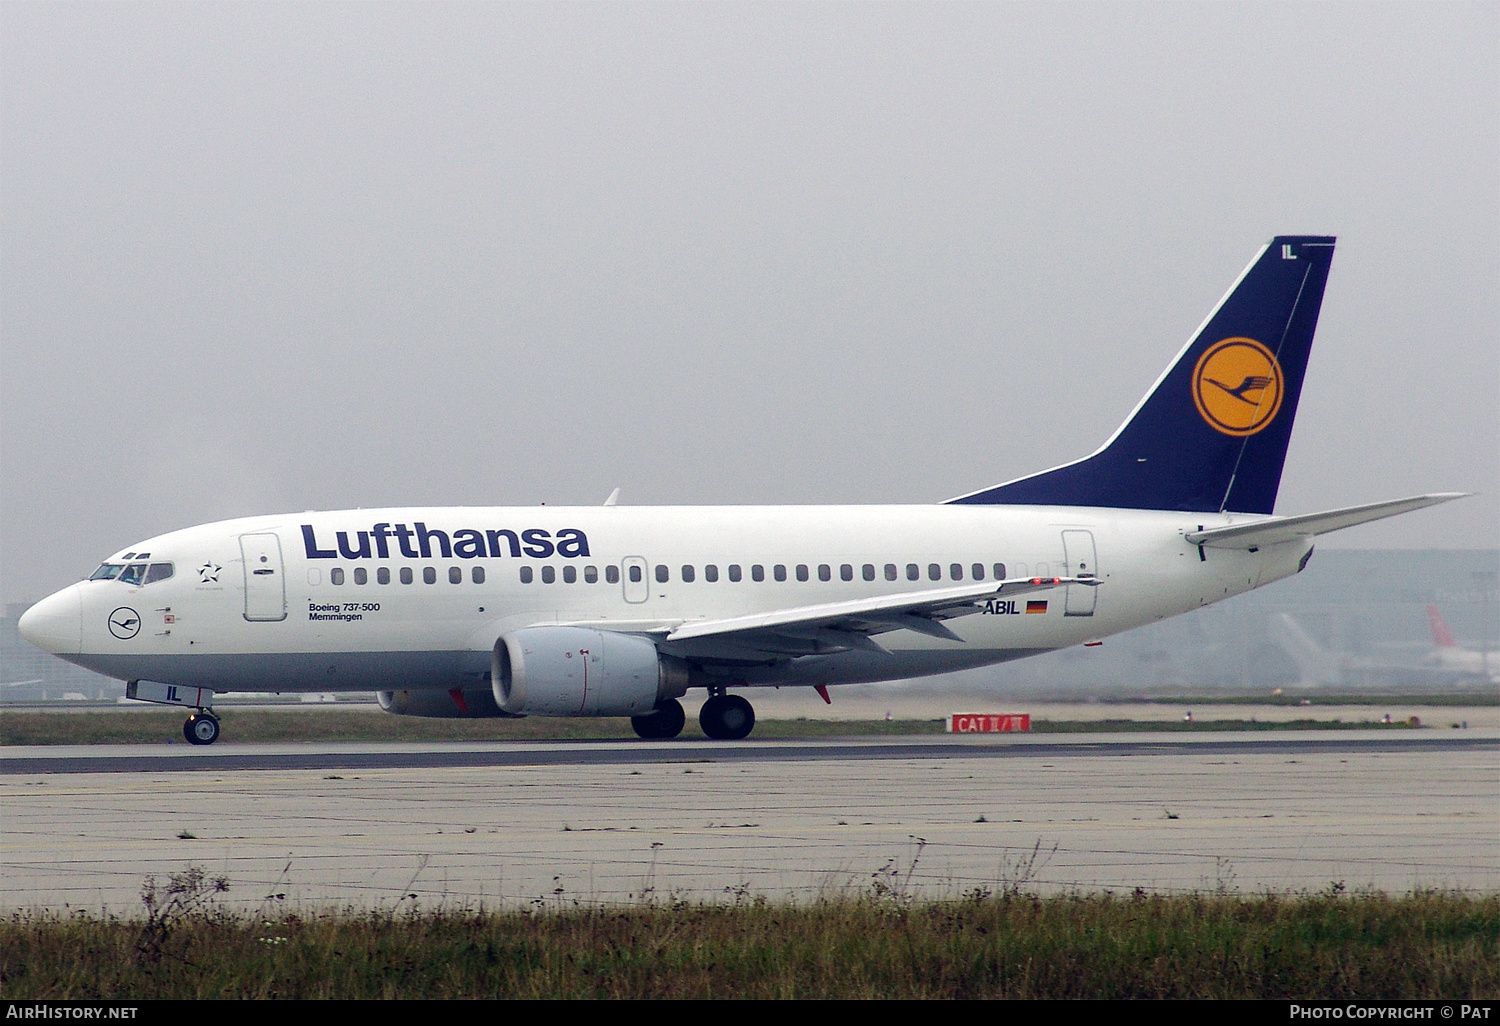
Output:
top-left (19, 236), bottom-right (1463, 743)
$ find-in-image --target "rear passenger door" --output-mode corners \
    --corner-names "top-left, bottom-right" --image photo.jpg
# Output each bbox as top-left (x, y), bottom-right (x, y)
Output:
top-left (1061, 530), bottom-right (1097, 617)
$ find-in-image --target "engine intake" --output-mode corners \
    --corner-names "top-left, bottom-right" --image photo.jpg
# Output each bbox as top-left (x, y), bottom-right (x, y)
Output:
top-left (493, 626), bottom-right (689, 716)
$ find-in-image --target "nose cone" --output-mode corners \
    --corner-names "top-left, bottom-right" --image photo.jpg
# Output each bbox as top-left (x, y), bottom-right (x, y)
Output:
top-left (18, 585), bottom-right (82, 655)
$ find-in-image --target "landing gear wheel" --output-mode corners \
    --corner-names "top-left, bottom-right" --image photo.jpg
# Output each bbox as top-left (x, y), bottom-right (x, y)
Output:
top-left (631, 698), bottom-right (686, 739)
top-left (184, 712), bottom-right (219, 746)
top-left (699, 694), bottom-right (755, 740)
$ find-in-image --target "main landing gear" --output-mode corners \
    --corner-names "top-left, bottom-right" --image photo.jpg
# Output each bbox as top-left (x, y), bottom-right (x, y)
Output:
top-left (631, 698), bottom-right (686, 739)
top-left (699, 692), bottom-right (755, 740)
top-left (629, 692), bottom-right (758, 740)
top-left (183, 710), bottom-right (220, 746)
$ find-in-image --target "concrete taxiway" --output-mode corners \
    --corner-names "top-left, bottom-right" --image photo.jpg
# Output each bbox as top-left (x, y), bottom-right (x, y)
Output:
top-left (2, 731), bottom-right (1495, 911)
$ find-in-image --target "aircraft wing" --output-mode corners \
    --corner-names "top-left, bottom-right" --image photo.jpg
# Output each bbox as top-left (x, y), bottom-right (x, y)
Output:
top-left (1185, 493), bottom-right (1467, 551)
top-left (562, 576), bottom-right (1095, 660)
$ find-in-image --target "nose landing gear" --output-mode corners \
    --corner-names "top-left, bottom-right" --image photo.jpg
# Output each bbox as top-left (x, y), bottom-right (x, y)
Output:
top-left (183, 711), bottom-right (220, 745)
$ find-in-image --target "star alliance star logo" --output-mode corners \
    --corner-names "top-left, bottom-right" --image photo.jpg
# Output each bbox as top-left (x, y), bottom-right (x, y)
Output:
top-left (197, 563), bottom-right (221, 584)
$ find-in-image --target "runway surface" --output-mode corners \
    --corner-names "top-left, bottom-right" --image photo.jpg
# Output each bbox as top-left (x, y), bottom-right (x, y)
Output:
top-left (2, 730), bottom-right (1492, 775)
top-left (3, 731), bottom-right (1495, 911)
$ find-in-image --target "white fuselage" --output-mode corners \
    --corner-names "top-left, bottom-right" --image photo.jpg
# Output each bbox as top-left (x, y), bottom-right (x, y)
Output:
top-left (23, 503), bottom-right (1309, 696)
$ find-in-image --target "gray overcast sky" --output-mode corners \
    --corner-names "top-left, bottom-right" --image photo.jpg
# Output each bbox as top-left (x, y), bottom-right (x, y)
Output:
top-left (3, 2), bottom-right (1496, 605)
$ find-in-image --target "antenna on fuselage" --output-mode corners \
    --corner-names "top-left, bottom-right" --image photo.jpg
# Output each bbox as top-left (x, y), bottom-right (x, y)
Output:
top-left (603, 487), bottom-right (621, 507)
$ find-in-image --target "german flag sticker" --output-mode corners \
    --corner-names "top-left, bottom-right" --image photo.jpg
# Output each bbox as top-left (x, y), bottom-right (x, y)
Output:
top-left (1026, 600), bottom-right (1048, 614)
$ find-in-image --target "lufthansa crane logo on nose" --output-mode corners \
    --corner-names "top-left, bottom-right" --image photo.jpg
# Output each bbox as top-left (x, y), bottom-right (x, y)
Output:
top-left (1192, 337), bottom-right (1284, 436)
top-left (108, 607), bottom-right (141, 640)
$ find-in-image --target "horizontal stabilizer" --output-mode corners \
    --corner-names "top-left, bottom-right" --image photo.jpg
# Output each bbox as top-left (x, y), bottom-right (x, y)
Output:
top-left (1185, 493), bottom-right (1467, 550)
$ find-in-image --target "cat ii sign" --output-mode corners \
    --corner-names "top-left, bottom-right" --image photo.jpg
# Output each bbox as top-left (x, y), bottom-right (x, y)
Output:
top-left (947, 713), bottom-right (1031, 733)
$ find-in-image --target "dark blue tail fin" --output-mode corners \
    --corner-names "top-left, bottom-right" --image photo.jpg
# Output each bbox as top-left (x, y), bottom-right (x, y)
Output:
top-left (947, 236), bottom-right (1335, 515)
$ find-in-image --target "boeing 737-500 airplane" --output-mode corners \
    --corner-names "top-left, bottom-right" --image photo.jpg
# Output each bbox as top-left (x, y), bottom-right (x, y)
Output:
top-left (19, 236), bottom-right (1463, 744)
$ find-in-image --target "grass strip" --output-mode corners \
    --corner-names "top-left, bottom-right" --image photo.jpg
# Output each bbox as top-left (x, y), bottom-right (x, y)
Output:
top-left (0, 709), bottom-right (1445, 745)
top-left (3, 891), bottom-right (1495, 999)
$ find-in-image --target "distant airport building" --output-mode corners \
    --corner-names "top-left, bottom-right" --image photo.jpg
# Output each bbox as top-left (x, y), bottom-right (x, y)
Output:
top-left (912, 549), bottom-right (1499, 696)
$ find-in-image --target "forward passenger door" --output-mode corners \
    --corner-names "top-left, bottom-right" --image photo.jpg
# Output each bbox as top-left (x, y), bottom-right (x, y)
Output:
top-left (240, 533), bottom-right (287, 622)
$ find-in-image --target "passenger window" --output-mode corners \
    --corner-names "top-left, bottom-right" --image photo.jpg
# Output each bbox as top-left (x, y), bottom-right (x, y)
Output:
top-left (472, 566), bottom-right (485, 585)
top-left (994, 563), bottom-right (1005, 580)
top-left (354, 567), bottom-right (368, 585)
top-left (1013, 563), bottom-right (1027, 579)
top-left (928, 564), bottom-right (941, 581)
top-left (519, 566), bottom-right (534, 584)
top-left (89, 564), bottom-right (125, 581)
top-left (681, 565), bottom-right (695, 583)
top-left (585, 566), bottom-right (599, 584)
top-left (704, 564), bottom-right (719, 582)
top-left (950, 564), bottom-right (963, 581)
top-left (627, 565), bottom-right (640, 584)
top-left (752, 564), bottom-right (766, 582)
top-left (655, 565), bottom-right (669, 584)
top-left (863, 564), bottom-right (875, 582)
top-left (330, 568), bottom-right (345, 586)
top-left (972, 564), bottom-right (985, 581)
top-left (728, 564), bottom-right (742, 582)
top-left (423, 567), bottom-right (437, 585)
top-left (817, 564), bottom-right (831, 582)
top-left (773, 564), bottom-right (787, 582)
top-left (378, 567), bottom-right (391, 585)
top-left (401, 567), bottom-right (414, 585)
top-left (841, 564), bottom-right (853, 582)
top-left (449, 567), bottom-right (462, 584)
top-left (144, 563), bottom-right (174, 585)
top-left (118, 563), bottom-right (147, 586)
top-left (885, 564), bottom-right (898, 582)
top-left (539, 566), bottom-right (554, 584)
top-left (906, 564), bottom-right (919, 582)
top-left (563, 566), bottom-right (577, 584)
top-left (795, 564), bottom-right (809, 582)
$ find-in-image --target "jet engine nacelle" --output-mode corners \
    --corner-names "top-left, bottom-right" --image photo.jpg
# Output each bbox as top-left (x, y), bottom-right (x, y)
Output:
top-left (493, 626), bottom-right (689, 716)
top-left (377, 687), bottom-right (523, 719)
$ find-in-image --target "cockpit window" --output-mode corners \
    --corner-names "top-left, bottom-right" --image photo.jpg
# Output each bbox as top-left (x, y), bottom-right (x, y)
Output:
top-left (144, 563), bottom-right (174, 585)
top-left (117, 563), bottom-right (148, 586)
top-left (90, 564), bottom-right (124, 581)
